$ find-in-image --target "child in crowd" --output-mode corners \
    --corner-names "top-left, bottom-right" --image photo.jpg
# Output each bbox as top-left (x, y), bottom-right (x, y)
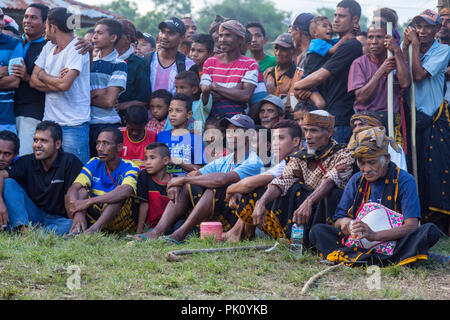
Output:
top-left (157, 93), bottom-right (205, 176)
top-left (189, 34), bottom-right (215, 79)
top-left (119, 105), bottom-right (157, 170)
top-left (146, 89), bottom-right (172, 134)
top-left (292, 101), bottom-right (317, 148)
top-left (203, 117), bottom-right (230, 164)
top-left (163, 71), bottom-right (213, 133)
top-left (135, 142), bottom-right (172, 234)
top-left (302, 16), bottom-right (354, 108)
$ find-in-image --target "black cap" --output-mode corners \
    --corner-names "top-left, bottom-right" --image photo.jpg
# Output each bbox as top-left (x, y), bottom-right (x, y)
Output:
top-left (291, 13), bottom-right (314, 36)
top-left (159, 17), bottom-right (186, 35)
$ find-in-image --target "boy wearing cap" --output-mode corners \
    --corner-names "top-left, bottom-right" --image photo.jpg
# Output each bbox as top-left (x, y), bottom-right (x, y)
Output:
top-left (128, 114), bottom-right (264, 243)
top-left (256, 94), bottom-right (285, 129)
top-left (403, 9), bottom-right (450, 235)
top-left (146, 17), bottom-right (197, 95)
top-left (136, 32), bottom-right (156, 57)
top-left (263, 33), bottom-right (297, 102)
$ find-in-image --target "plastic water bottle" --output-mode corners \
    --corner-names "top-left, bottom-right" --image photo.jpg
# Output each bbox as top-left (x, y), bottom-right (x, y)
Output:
top-left (290, 224), bottom-right (304, 258)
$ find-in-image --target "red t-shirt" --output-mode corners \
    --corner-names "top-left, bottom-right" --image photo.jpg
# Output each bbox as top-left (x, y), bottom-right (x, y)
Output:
top-left (119, 127), bottom-right (157, 170)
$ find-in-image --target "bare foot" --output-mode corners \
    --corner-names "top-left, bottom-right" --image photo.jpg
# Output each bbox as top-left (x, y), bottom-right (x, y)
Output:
top-left (222, 220), bottom-right (246, 242)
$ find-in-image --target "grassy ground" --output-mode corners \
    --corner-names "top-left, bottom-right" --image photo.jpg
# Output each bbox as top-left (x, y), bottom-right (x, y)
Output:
top-left (0, 228), bottom-right (449, 300)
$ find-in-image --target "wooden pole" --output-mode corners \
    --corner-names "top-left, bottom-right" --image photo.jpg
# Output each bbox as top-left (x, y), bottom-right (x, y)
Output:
top-left (409, 44), bottom-right (419, 192)
top-left (387, 22), bottom-right (395, 138)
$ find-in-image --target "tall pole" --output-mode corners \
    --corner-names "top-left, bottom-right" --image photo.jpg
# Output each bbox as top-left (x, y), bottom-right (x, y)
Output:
top-left (409, 44), bottom-right (419, 192)
top-left (387, 22), bottom-right (395, 138)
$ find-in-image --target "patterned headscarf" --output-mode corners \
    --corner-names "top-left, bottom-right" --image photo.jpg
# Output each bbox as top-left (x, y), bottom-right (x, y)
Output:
top-left (303, 110), bottom-right (335, 130)
top-left (347, 126), bottom-right (400, 159)
top-left (350, 111), bottom-right (383, 130)
top-left (219, 20), bottom-right (246, 39)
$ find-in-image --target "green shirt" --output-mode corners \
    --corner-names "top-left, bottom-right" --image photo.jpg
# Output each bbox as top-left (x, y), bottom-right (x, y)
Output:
top-left (258, 55), bottom-right (277, 73)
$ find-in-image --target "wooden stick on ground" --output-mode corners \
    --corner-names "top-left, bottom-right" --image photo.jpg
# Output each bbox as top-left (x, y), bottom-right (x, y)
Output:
top-left (166, 244), bottom-right (275, 261)
top-left (301, 262), bottom-right (345, 295)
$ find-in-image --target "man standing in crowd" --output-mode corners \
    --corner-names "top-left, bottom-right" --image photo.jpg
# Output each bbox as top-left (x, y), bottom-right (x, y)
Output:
top-left (0, 121), bottom-right (83, 234)
top-left (10, 4), bottom-right (47, 156)
top-left (179, 17), bottom-right (198, 56)
top-left (403, 9), bottom-right (450, 235)
top-left (0, 8), bottom-right (22, 134)
top-left (114, 20), bottom-right (150, 117)
top-left (294, 0), bottom-right (363, 144)
top-left (31, 7), bottom-right (91, 164)
top-left (200, 20), bottom-right (259, 119)
top-left (246, 22), bottom-right (276, 74)
top-left (89, 19), bottom-right (127, 157)
top-left (146, 17), bottom-right (196, 95)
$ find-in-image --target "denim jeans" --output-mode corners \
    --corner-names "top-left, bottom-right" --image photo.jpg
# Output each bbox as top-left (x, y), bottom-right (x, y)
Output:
top-left (333, 125), bottom-right (352, 144)
top-left (61, 122), bottom-right (90, 164)
top-left (16, 116), bottom-right (41, 156)
top-left (3, 178), bottom-right (73, 235)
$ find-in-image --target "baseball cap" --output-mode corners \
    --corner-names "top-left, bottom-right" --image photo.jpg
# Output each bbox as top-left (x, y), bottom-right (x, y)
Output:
top-left (159, 17), bottom-right (186, 35)
top-left (272, 33), bottom-right (294, 49)
top-left (220, 114), bottom-right (255, 130)
top-left (291, 13), bottom-right (314, 36)
top-left (257, 94), bottom-right (286, 113)
top-left (412, 9), bottom-right (442, 25)
top-left (137, 31), bottom-right (156, 48)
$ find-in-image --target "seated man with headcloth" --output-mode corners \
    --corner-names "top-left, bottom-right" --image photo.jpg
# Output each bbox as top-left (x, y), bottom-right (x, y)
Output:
top-left (350, 111), bottom-right (407, 171)
top-left (240, 110), bottom-right (354, 247)
top-left (309, 126), bottom-right (441, 266)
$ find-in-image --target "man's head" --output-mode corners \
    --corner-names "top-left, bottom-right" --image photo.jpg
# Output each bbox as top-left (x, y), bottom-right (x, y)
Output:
top-left (96, 127), bottom-right (123, 163)
top-left (334, 0), bottom-right (361, 35)
top-left (246, 22), bottom-right (268, 54)
top-left (438, 8), bottom-right (450, 44)
top-left (347, 126), bottom-right (399, 182)
top-left (373, 7), bottom-right (398, 29)
top-left (272, 33), bottom-right (295, 66)
top-left (209, 15), bottom-right (228, 53)
top-left (23, 4), bottom-right (48, 39)
top-left (182, 17), bottom-right (198, 41)
top-left (144, 142), bottom-right (170, 175)
top-left (356, 31), bottom-right (368, 55)
top-left (150, 89), bottom-right (172, 122)
top-left (168, 93), bottom-right (193, 128)
top-left (257, 94), bottom-right (285, 129)
top-left (302, 110), bottom-right (335, 154)
top-left (125, 105), bottom-right (148, 142)
top-left (309, 16), bottom-right (333, 41)
top-left (218, 20), bottom-right (246, 54)
top-left (0, 131), bottom-right (19, 170)
top-left (220, 114), bottom-right (255, 152)
top-left (412, 9), bottom-right (442, 46)
top-left (293, 101), bottom-right (318, 127)
top-left (288, 13), bottom-right (314, 48)
top-left (272, 120), bottom-right (302, 160)
top-left (367, 21), bottom-right (387, 57)
top-left (84, 28), bottom-right (95, 42)
top-left (45, 7), bottom-right (75, 43)
top-left (350, 111), bottom-right (383, 133)
top-left (33, 121), bottom-right (62, 161)
top-left (93, 19), bottom-right (123, 51)
top-left (116, 19), bottom-right (137, 50)
top-left (136, 31), bottom-right (156, 56)
top-left (190, 33), bottom-right (214, 67)
top-left (175, 71), bottom-right (200, 99)
top-left (158, 17), bottom-right (186, 50)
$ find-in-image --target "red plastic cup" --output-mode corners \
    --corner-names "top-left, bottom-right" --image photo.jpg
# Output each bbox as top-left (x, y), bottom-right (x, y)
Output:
top-left (200, 222), bottom-right (223, 242)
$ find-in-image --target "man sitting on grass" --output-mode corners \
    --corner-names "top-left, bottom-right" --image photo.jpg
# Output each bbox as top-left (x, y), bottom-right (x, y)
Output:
top-left (67, 127), bottom-right (140, 235)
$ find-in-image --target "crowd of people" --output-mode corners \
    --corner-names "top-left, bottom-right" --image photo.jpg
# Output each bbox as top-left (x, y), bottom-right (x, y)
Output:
top-left (0, 0), bottom-right (448, 267)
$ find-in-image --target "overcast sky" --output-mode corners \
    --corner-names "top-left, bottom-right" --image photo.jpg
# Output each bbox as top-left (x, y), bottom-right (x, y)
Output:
top-left (91, 0), bottom-right (438, 24)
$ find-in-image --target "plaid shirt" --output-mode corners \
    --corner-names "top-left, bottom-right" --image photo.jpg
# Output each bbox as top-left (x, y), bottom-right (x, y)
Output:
top-left (146, 118), bottom-right (167, 134)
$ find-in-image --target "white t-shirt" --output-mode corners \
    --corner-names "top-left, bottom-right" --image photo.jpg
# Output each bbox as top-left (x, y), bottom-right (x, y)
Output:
top-left (35, 38), bottom-right (91, 126)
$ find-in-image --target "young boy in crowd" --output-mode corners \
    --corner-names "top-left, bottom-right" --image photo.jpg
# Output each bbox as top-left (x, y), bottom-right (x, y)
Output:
top-left (292, 101), bottom-right (317, 147)
top-left (163, 71), bottom-right (213, 132)
top-left (301, 16), bottom-right (354, 108)
top-left (189, 34), bottom-right (215, 79)
top-left (157, 94), bottom-right (205, 176)
top-left (119, 105), bottom-right (157, 170)
top-left (134, 142), bottom-right (172, 234)
top-left (146, 89), bottom-right (172, 134)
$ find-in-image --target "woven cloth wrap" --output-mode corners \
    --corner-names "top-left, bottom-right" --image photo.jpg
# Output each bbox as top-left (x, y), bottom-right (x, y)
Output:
top-left (303, 111), bottom-right (335, 129)
top-left (220, 20), bottom-right (246, 39)
top-left (350, 112), bottom-right (383, 129)
top-left (347, 126), bottom-right (400, 159)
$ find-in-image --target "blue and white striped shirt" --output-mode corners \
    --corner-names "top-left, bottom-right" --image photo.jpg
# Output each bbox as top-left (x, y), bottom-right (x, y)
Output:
top-left (90, 49), bottom-right (127, 124)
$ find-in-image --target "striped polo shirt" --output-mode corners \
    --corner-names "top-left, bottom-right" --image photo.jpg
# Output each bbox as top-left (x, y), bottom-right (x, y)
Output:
top-left (74, 157), bottom-right (139, 196)
top-left (200, 55), bottom-right (259, 118)
top-left (1, 33), bottom-right (23, 124)
top-left (90, 49), bottom-right (127, 125)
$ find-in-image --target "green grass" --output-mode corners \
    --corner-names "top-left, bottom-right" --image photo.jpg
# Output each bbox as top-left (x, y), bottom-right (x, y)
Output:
top-left (0, 228), bottom-right (449, 300)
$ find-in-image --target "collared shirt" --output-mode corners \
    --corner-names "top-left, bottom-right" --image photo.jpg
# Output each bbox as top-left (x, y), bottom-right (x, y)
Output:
top-left (1, 33), bottom-right (23, 124)
top-left (90, 49), bottom-right (128, 124)
top-left (270, 145), bottom-right (354, 196)
top-left (263, 62), bottom-right (297, 99)
top-left (6, 151), bottom-right (83, 218)
top-left (14, 35), bottom-right (46, 120)
top-left (117, 50), bottom-right (150, 104)
top-left (334, 166), bottom-right (421, 221)
top-left (412, 39), bottom-right (450, 116)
